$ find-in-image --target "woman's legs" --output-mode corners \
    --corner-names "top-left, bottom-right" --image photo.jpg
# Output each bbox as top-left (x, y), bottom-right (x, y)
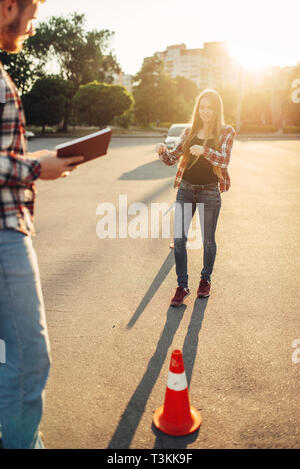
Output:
top-left (173, 187), bottom-right (196, 288)
top-left (173, 186), bottom-right (222, 289)
top-left (199, 189), bottom-right (222, 282)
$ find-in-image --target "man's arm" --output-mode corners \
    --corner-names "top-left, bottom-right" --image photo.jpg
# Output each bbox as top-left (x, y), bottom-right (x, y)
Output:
top-left (0, 151), bottom-right (41, 187)
top-left (0, 150), bottom-right (84, 186)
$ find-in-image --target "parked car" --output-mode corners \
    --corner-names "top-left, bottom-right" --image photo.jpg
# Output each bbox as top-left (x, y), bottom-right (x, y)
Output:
top-left (25, 130), bottom-right (35, 140)
top-left (164, 123), bottom-right (191, 150)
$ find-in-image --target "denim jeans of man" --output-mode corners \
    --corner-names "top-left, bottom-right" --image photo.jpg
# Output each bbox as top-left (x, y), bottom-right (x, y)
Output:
top-left (174, 184), bottom-right (222, 288)
top-left (0, 230), bottom-right (51, 449)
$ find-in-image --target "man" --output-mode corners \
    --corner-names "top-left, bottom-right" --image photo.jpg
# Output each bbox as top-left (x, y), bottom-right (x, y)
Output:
top-left (0, 0), bottom-right (83, 449)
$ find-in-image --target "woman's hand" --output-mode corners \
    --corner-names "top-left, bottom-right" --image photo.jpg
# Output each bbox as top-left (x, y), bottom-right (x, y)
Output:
top-left (155, 143), bottom-right (167, 154)
top-left (190, 145), bottom-right (204, 157)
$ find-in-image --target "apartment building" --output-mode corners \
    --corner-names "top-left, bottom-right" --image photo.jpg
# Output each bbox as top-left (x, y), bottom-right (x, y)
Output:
top-left (113, 72), bottom-right (133, 93)
top-left (159, 42), bottom-right (239, 89)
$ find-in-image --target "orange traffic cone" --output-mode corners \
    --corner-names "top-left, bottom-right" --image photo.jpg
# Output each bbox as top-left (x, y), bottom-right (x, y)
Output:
top-left (153, 349), bottom-right (202, 436)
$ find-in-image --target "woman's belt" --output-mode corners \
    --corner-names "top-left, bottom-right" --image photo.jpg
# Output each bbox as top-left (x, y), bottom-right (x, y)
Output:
top-left (180, 180), bottom-right (219, 192)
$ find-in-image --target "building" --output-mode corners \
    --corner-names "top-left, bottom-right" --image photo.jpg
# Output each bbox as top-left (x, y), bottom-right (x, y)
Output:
top-left (113, 72), bottom-right (133, 93)
top-left (159, 42), bottom-right (239, 89)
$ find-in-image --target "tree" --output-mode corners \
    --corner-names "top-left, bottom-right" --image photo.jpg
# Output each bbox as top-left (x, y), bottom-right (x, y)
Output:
top-left (133, 55), bottom-right (180, 126)
top-left (174, 76), bottom-right (199, 105)
top-left (23, 76), bottom-right (73, 133)
top-left (132, 56), bottom-right (200, 126)
top-left (114, 109), bottom-right (134, 128)
top-left (97, 53), bottom-right (121, 84)
top-left (241, 89), bottom-right (272, 125)
top-left (174, 76), bottom-right (199, 122)
top-left (217, 87), bottom-right (239, 124)
top-left (29, 13), bottom-right (120, 89)
top-left (28, 13), bottom-right (121, 130)
top-left (0, 45), bottom-right (46, 94)
top-left (72, 81), bottom-right (133, 128)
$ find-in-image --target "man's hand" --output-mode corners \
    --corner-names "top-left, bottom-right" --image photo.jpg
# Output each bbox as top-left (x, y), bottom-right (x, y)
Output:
top-left (35, 151), bottom-right (84, 181)
top-left (27, 149), bottom-right (51, 159)
top-left (190, 145), bottom-right (204, 157)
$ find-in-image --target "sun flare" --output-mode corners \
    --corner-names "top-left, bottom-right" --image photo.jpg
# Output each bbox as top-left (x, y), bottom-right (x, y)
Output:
top-left (228, 42), bottom-right (276, 72)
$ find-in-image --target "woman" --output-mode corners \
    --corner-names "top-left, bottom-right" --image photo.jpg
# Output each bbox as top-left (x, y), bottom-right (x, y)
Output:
top-left (156, 89), bottom-right (236, 306)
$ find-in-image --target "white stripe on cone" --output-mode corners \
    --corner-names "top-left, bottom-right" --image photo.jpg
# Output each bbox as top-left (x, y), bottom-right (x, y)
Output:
top-left (167, 371), bottom-right (188, 392)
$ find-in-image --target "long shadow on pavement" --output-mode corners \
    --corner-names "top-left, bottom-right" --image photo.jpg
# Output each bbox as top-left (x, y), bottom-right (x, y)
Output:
top-left (183, 297), bottom-right (208, 386)
top-left (152, 297), bottom-right (208, 449)
top-left (108, 289), bottom-right (209, 449)
top-left (107, 305), bottom-right (186, 449)
top-left (119, 160), bottom-right (176, 181)
top-left (127, 251), bottom-right (175, 329)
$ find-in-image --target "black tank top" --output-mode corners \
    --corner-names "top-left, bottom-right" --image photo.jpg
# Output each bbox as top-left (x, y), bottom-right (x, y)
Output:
top-left (182, 137), bottom-right (218, 185)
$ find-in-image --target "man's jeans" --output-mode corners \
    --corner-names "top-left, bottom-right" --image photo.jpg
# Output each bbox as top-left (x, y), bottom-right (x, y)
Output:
top-left (174, 184), bottom-right (222, 288)
top-left (0, 230), bottom-right (50, 449)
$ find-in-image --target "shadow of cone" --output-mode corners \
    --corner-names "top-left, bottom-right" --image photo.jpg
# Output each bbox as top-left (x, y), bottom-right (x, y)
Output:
top-left (153, 349), bottom-right (202, 436)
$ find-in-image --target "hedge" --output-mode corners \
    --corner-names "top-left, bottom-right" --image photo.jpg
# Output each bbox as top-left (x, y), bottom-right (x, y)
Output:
top-left (238, 125), bottom-right (278, 134)
top-left (283, 126), bottom-right (300, 134)
top-left (150, 122), bottom-right (174, 129)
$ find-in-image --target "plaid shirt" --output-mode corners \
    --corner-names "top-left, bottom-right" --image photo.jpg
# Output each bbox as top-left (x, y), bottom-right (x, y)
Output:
top-left (0, 63), bottom-right (41, 236)
top-left (158, 125), bottom-right (236, 192)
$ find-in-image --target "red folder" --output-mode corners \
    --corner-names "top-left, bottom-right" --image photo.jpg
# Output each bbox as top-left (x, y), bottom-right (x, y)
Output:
top-left (56, 127), bottom-right (112, 164)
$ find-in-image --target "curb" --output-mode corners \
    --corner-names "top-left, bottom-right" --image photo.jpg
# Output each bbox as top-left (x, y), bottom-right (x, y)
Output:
top-left (30, 133), bottom-right (300, 140)
top-left (112, 134), bottom-right (165, 138)
top-left (111, 134), bottom-right (300, 140)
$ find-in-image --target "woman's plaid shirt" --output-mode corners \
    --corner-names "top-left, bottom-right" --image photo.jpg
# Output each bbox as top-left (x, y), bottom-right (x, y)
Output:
top-left (0, 64), bottom-right (41, 236)
top-left (158, 125), bottom-right (236, 192)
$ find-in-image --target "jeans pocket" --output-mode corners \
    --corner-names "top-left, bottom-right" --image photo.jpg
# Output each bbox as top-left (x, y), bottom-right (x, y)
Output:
top-left (176, 187), bottom-right (190, 201)
top-left (206, 188), bottom-right (218, 194)
top-left (202, 190), bottom-right (221, 209)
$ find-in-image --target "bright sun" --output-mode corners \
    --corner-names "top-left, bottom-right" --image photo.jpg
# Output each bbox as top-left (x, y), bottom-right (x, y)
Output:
top-left (228, 41), bottom-right (276, 72)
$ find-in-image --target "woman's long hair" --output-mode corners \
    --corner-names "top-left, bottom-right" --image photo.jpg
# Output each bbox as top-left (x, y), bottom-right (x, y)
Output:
top-left (181, 89), bottom-right (224, 176)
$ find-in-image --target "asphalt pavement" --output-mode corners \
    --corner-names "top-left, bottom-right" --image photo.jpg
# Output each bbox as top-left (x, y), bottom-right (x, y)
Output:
top-left (28, 137), bottom-right (300, 449)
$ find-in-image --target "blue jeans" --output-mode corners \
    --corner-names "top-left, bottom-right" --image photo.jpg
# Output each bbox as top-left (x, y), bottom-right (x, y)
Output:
top-left (174, 183), bottom-right (222, 288)
top-left (0, 230), bottom-right (51, 449)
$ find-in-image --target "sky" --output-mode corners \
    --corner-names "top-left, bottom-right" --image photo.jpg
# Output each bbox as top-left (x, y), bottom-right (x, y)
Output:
top-left (37, 0), bottom-right (300, 75)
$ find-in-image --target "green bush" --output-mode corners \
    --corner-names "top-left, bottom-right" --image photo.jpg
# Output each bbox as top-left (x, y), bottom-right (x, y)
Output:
top-left (159, 122), bottom-right (174, 129)
top-left (283, 126), bottom-right (300, 134)
top-left (73, 81), bottom-right (133, 128)
top-left (23, 76), bottom-right (72, 132)
top-left (150, 122), bottom-right (174, 129)
top-left (113, 110), bottom-right (133, 128)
